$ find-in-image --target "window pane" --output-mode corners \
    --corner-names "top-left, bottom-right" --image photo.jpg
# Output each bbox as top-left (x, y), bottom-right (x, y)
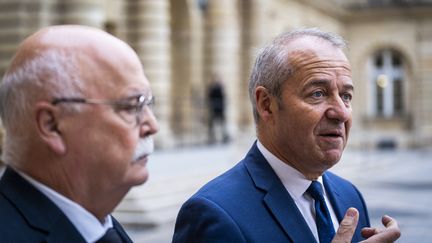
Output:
top-left (376, 82), bottom-right (384, 115)
top-left (392, 54), bottom-right (402, 67)
top-left (375, 54), bottom-right (383, 68)
top-left (393, 78), bottom-right (403, 114)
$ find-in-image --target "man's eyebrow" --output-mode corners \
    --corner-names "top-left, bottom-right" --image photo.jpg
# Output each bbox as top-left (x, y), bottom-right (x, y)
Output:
top-left (301, 79), bottom-right (355, 92)
top-left (301, 79), bottom-right (330, 92)
top-left (343, 83), bottom-right (355, 92)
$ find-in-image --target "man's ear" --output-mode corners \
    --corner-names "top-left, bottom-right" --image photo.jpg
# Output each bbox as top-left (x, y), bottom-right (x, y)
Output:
top-left (34, 102), bottom-right (66, 155)
top-left (255, 86), bottom-right (278, 122)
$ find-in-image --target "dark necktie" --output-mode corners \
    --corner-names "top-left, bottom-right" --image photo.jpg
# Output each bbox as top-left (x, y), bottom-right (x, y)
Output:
top-left (307, 181), bottom-right (335, 243)
top-left (95, 228), bottom-right (123, 243)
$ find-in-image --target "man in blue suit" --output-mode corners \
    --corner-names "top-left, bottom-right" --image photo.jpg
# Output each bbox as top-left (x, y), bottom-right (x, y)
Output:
top-left (173, 29), bottom-right (400, 243)
top-left (0, 25), bottom-right (159, 242)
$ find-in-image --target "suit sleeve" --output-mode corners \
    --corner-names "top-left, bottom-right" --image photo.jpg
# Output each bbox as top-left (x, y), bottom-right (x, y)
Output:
top-left (172, 196), bottom-right (247, 243)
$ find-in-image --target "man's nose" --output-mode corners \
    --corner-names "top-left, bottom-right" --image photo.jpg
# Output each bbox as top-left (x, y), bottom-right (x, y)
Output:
top-left (139, 107), bottom-right (159, 137)
top-left (325, 96), bottom-right (351, 122)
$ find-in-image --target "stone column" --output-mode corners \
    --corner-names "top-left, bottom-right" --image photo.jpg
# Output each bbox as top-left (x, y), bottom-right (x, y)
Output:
top-left (415, 20), bottom-right (432, 147)
top-left (55, 0), bottom-right (105, 28)
top-left (187, 2), bottom-right (207, 145)
top-left (238, 0), bottom-right (267, 134)
top-left (204, 0), bottom-right (241, 140)
top-left (126, 0), bottom-right (172, 148)
top-left (170, 0), bottom-right (192, 145)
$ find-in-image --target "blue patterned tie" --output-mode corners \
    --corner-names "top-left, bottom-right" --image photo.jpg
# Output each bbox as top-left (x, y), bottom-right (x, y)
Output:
top-left (307, 181), bottom-right (335, 243)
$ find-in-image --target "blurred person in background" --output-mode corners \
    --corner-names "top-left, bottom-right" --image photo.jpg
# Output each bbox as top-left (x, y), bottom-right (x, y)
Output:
top-left (0, 25), bottom-right (158, 242)
top-left (173, 28), bottom-right (400, 243)
top-left (207, 74), bottom-right (229, 144)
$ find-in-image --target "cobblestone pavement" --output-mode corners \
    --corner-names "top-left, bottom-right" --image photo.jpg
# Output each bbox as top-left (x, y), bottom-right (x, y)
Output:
top-left (120, 141), bottom-right (432, 243)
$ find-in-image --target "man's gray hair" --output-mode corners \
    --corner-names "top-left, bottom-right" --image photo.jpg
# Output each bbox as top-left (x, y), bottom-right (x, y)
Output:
top-left (248, 28), bottom-right (347, 124)
top-left (0, 49), bottom-right (85, 164)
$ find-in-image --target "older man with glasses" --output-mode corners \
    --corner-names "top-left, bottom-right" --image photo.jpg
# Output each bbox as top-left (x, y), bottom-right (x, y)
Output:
top-left (0, 25), bottom-right (158, 242)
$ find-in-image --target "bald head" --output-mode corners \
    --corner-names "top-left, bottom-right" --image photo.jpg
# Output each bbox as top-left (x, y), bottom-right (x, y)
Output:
top-left (0, 25), bottom-right (144, 164)
top-left (7, 25), bottom-right (140, 79)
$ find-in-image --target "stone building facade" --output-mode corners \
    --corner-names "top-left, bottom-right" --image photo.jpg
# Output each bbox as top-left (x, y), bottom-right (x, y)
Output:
top-left (0, 0), bottom-right (431, 149)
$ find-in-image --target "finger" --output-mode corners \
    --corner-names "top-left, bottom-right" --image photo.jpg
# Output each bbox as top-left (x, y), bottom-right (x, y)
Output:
top-left (332, 208), bottom-right (359, 243)
top-left (362, 228), bottom-right (401, 243)
top-left (361, 227), bottom-right (380, 238)
top-left (382, 215), bottom-right (397, 227)
top-left (380, 215), bottom-right (401, 242)
top-left (361, 215), bottom-right (401, 243)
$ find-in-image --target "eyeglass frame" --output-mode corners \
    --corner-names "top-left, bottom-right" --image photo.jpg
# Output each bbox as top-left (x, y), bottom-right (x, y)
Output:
top-left (51, 94), bottom-right (155, 126)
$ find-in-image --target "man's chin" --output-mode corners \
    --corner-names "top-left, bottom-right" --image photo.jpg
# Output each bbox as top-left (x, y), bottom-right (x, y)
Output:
top-left (129, 168), bottom-right (149, 186)
top-left (321, 150), bottom-right (343, 166)
top-left (128, 158), bottom-right (150, 185)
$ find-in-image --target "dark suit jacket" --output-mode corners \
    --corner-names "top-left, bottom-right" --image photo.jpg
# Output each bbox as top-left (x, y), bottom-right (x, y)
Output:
top-left (0, 167), bottom-right (132, 243)
top-left (173, 142), bottom-right (370, 243)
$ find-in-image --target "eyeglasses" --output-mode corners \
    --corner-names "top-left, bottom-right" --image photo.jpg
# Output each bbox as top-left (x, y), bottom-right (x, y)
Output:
top-left (51, 94), bottom-right (154, 126)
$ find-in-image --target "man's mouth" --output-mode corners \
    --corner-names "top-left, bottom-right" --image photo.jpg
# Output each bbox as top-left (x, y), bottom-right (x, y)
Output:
top-left (319, 130), bottom-right (343, 138)
top-left (132, 154), bottom-right (149, 164)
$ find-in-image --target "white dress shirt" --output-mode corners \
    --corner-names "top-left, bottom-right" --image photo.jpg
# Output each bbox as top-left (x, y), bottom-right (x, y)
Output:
top-left (0, 165), bottom-right (5, 178)
top-left (17, 170), bottom-right (113, 243)
top-left (257, 140), bottom-right (339, 242)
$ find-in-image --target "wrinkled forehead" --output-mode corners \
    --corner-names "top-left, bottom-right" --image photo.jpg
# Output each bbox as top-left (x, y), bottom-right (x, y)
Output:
top-left (80, 52), bottom-right (150, 98)
top-left (286, 36), bottom-right (349, 66)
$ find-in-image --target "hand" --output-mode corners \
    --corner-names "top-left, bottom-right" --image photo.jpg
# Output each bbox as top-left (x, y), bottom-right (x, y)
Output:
top-left (360, 215), bottom-right (401, 243)
top-left (331, 208), bottom-right (401, 243)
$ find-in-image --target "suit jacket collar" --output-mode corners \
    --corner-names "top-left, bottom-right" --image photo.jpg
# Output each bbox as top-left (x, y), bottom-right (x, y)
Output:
top-left (0, 167), bottom-right (86, 242)
top-left (243, 142), bottom-right (317, 243)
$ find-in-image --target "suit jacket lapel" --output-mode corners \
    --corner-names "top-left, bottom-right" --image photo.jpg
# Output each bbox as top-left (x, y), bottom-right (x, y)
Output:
top-left (322, 173), bottom-right (345, 221)
top-left (323, 173), bottom-right (365, 242)
top-left (0, 167), bottom-right (86, 243)
top-left (244, 143), bottom-right (317, 243)
top-left (45, 216), bottom-right (88, 243)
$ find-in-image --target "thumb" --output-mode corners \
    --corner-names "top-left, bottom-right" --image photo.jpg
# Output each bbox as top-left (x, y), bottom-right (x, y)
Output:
top-left (332, 208), bottom-right (359, 243)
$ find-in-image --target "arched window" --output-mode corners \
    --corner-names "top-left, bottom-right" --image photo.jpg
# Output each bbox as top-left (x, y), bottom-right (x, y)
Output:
top-left (371, 49), bottom-right (405, 117)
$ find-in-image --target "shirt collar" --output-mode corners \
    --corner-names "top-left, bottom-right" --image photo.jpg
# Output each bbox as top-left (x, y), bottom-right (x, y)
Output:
top-left (256, 140), bottom-right (324, 199)
top-left (16, 170), bottom-right (113, 243)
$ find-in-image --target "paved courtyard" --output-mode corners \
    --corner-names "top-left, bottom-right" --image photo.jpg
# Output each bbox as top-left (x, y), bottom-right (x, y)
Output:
top-left (117, 140), bottom-right (432, 243)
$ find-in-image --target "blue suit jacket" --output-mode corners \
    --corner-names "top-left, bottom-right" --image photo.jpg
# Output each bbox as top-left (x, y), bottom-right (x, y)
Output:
top-left (0, 167), bottom-right (132, 243)
top-left (173, 142), bottom-right (370, 243)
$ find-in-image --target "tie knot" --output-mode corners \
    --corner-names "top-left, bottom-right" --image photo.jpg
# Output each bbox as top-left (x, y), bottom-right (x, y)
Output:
top-left (96, 228), bottom-right (122, 243)
top-left (307, 181), bottom-right (324, 201)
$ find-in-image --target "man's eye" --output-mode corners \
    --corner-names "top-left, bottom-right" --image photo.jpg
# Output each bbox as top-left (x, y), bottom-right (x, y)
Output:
top-left (115, 103), bottom-right (137, 113)
top-left (312, 91), bottom-right (324, 98)
top-left (341, 93), bottom-right (353, 101)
